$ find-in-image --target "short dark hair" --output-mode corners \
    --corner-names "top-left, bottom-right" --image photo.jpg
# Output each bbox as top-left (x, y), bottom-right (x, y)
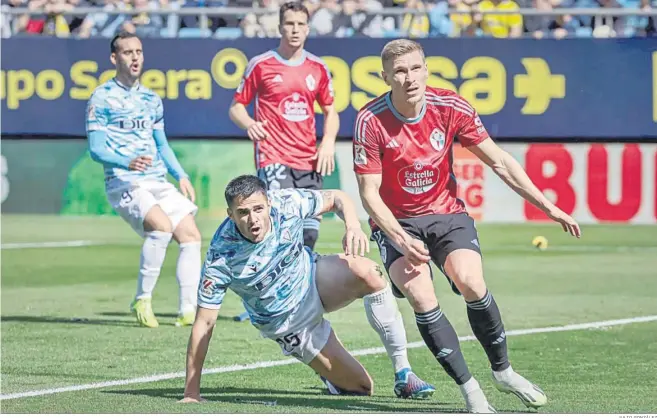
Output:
top-left (225, 175), bottom-right (268, 207)
top-left (110, 31), bottom-right (140, 54)
top-left (279, 1), bottom-right (309, 24)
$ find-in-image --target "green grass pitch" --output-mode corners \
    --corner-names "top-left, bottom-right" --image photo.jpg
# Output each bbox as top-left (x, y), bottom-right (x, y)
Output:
top-left (1, 215), bottom-right (656, 413)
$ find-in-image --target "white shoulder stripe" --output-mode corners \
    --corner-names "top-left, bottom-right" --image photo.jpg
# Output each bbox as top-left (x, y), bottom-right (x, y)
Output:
top-left (306, 52), bottom-right (331, 77)
top-left (426, 96), bottom-right (474, 116)
top-left (354, 97), bottom-right (387, 142)
top-left (426, 93), bottom-right (474, 111)
top-left (426, 93), bottom-right (475, 114)
top-left (244, 51), bottom-right (275, 79)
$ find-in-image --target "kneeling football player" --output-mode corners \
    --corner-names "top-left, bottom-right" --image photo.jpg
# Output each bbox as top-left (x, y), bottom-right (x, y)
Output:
top-left (180, 175), bottom-right (434, 401)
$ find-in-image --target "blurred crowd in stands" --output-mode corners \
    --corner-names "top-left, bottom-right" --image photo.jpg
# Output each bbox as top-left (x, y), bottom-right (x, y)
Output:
top-left (1, 0), bottom-right (655, 39)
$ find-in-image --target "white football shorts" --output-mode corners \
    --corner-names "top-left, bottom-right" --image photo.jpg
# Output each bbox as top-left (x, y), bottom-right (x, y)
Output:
top-left (106, 179), bottom-right (198, 237)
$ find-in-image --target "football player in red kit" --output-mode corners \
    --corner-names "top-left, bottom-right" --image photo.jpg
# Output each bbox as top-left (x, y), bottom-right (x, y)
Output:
top-left (229, 1), bottom-right (336, 251)
top-left (353, 39), bottom-right (581, 413)
top-left (229, 4), bottom-right (436, 399)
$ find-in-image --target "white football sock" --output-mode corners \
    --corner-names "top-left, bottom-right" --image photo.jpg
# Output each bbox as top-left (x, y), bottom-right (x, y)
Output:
top-left (136, 230), bottom-right (172, 300)
top-left (363, 284), bottom-right (412, 373)
top-left (176, 241), bottom-right (202, 315)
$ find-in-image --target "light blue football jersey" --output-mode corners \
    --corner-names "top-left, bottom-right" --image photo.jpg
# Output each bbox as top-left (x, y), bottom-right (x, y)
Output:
top-left (85, 78), bottom-right (167, 184)
top-left (199, 188), bottom-right (325, 334)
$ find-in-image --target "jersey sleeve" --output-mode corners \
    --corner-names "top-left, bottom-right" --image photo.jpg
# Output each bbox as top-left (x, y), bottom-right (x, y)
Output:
top-left (270, 189), bottom-right (324, 219)
top-left (316, 61), bottom-right (335, 107)
top-left (198, 247), bottom-right (232, 309)
top-left (86, 90), bottom-right (109, 133)
top-left (453, 94), bottom-right (490, 147)
top-left (353, 110), bottom-right (382, 174)
top-left (233, 57), bottom-right (260, 106)
top-left (153, 94), bottom-right (164, 131)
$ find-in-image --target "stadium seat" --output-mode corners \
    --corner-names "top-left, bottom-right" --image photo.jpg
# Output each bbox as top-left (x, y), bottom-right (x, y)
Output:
top-left (178, 27), bottom-right (213, 38)
top-left (214, 27), bottom-right (242, 39)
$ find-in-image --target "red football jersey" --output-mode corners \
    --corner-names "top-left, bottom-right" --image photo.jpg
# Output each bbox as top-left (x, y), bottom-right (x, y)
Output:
top-left (234, 50), bottom-right (335, 171)
top-left (353, 87), bottom-right (489, 221)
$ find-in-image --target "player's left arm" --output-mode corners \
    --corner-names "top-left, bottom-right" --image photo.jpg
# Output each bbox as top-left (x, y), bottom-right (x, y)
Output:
top-left (152, 96), bottom-right (195, 202)
top-left (317, 189), bottom-right (370, 256)
top-left (314, 62), bottom-right (339, 176)
top-left (466, 138), bottom-right (581, 237)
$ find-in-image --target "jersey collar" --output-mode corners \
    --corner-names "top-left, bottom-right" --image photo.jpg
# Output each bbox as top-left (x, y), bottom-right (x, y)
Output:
top-left (385, 92), bottom-right (427, 124)
top-left (271, 49), bottom-right (307, 67)
top-left (113, 77), bottom-right (141, 92)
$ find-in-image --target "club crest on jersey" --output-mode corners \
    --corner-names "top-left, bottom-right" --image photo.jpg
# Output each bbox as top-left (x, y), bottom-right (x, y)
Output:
top-left (430, 128), bottom-right (446, 152)
top-left (306, 74), bottom-right (316, 91)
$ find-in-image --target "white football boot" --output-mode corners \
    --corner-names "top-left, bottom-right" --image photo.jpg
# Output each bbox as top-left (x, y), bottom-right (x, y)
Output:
top-left (491, 366), bottom-right (547, 409)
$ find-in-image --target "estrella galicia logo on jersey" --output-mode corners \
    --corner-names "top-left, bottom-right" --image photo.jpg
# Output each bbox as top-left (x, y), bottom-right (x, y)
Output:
top-left (279, 93), bottom-right (311, 122)
top-left (398, 161), bottom-right (438, 195)
top-left (253, 242), bottom-right (303, 291)
top-left (306, 74), bottom-right (316, 91)
top-left (430, 128), bottom-right (446, 152)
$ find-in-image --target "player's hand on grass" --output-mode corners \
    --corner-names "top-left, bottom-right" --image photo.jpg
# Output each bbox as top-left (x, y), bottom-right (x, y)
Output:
top-left (179, 177), bottom-right (196, 203)
top-left (343, 226), bottom-right (369, 257)
top-left (247, 120), bottom-right (269, 141)
top-left (399, 236), bottom-right (431, 266)
top-left (546, 205), bottom-right (581, 238)
top-left (128, 155), bottom-right (152, 172)
top-left (313, 141), bottom-right (335, 176)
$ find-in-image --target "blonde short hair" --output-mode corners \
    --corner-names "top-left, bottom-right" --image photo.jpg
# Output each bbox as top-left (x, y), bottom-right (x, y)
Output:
top-left (381, 39), bottom-right (425, 67)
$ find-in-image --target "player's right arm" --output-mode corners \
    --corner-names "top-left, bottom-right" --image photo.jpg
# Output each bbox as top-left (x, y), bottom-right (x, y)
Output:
top-left (182, 246), bottom-right (232, 402)
top-left (85, 90), bottom-right (150, 171)
top-left (228, 58), bottom-right (268, 142)
top-left (353, 120), bottom-right (430, 266)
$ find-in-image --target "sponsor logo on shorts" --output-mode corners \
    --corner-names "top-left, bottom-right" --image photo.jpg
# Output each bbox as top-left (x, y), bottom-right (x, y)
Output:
top-left (279, 93), bottom-right (311, 122)
top-left (398, 161), bottom-right (438, 194)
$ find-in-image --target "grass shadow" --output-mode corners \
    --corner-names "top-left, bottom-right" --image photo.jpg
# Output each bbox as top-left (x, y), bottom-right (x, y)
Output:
top-left (107, 386), bottom-right (468, 413)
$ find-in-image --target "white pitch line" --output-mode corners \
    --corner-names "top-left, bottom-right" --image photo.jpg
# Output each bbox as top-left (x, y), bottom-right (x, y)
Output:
top-left (317, 243), bottom-right (657, 253)
top-left (1, 315), bottom-right (656, 401)
top-left (1, 241), bottom-right (100, 250)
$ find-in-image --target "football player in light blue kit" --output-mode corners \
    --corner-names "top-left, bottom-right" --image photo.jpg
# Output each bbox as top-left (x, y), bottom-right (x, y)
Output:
top-left (181, 175), bottom-right (435, 401)
top-left (85, 32), bottom-right (202, 328)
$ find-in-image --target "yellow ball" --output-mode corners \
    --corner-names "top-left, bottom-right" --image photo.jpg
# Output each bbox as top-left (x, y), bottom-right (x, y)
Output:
top-left (532, 236), bottom-right (548, 250)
